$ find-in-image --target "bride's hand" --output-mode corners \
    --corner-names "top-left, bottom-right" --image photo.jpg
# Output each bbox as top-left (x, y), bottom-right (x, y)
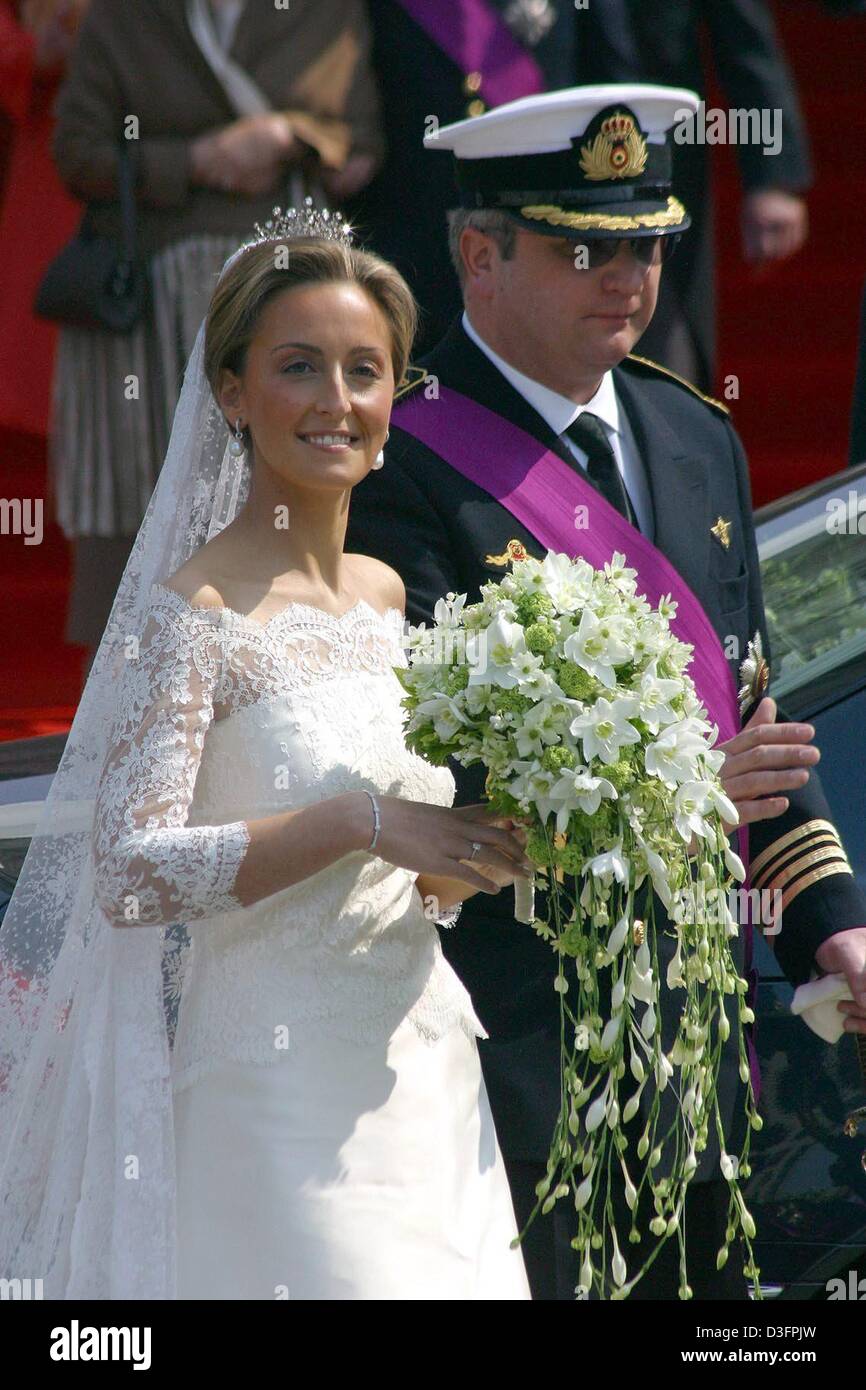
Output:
top-left (373, 797), bottom-right (533, 895)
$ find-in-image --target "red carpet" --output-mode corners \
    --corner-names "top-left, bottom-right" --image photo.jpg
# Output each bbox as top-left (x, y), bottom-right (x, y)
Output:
top-left (1, 0), bottom-right (864, 742)
top-left (712, 0), bottom-right (866, 506)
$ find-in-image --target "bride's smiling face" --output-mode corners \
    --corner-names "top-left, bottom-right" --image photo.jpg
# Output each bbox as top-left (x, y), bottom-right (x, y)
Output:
top-left (218, 281), bottom-right (394, 489)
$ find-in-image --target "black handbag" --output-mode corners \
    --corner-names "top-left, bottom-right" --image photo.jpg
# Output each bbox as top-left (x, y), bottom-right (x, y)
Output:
top-left (34, 145), bottom-right (148, 333)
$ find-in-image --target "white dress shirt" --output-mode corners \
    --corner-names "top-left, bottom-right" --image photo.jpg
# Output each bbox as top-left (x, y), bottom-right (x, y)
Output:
top-left (461, 311), bottom-right (654, 537)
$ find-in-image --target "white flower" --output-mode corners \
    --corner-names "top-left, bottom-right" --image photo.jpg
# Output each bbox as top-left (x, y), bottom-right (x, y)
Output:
top-left (562, 607), bottom-right (632, 689)
top-left (720, 1152), bottom-right (739, 1181)
top-left (587, 842), bottom-right (629, 885)
top-left (432, 591), bottom-right (467, 627)
top-left (538, 550), bottom-right (595, 612)
top-left (666, 941), bottom-right (686, 990)
top-left (603, 551), bottom-right (639, 593)
top-left (513, 698), bottom-right (574, 758)
top-left (644, 718), bottom-right (709, 788)
top-left (638, 840), bottom-right (674, 911)
top-left (574, 1175), bottom-right (594, 1210)
top-left (585, 1095), bottom-right (608, 1133)
top-left (570, 694), bottom-right (641, 765)
top-left (633, 659), bottom-right (682, 733)
top-left (465, 612), bottom-right (527, 688)
top-left (706, 781), bottom-right (739, 828)
top-left (630, 941), bottom-right (655, 1003)
top-left (674, 781), bottom-right (715, 843)
top-left (412, 694), bottom-right (471, 742)
top-left (601, 1014), bottom-right (622, 1052)
top-left (507, 760), bottom-right (559, 816)
top-left (723, 842), bottom-right (746, 881)
top-left (606, 914), bottom-right (630, 956)
top-left (546, 766), bottom-right (617, 832)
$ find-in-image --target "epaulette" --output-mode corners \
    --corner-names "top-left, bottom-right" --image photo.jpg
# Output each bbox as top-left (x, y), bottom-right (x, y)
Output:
top-left (624, 352), bottom-right (730, 416)
top-left (393, 365), bottom-right (428, 403)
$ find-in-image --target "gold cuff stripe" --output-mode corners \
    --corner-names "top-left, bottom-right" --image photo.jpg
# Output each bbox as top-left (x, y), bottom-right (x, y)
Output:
top-left (779, 859), bottom-right (854, 916)
top-left (752, 833), bottom-right (845, 892)
top-left (758, 843), bottom-right (850, 896)
top-left (519, 195), bottom-right (687, 232)
top-left (748, 818), bottom-right (840, 883)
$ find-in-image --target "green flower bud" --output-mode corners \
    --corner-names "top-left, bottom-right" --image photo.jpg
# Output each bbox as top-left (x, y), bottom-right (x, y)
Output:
top-left (516, 592), bottom-right (554, 624)
top-left (556, 661), bottom-right (597, 699)
top-left (602, 759), bottom-right (633, 793)
top-left (525, 620), bottom-right (557, 653)
top-left (541, 744), bottom-right (577, 773)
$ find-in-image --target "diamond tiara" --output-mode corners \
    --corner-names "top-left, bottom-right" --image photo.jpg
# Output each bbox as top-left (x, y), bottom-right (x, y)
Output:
top-left (248, 197), bottom-right (353, 248)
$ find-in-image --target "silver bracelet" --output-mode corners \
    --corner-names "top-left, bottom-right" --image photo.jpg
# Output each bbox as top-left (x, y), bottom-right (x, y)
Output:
top-left (362, 788), bottom-right (381, 851)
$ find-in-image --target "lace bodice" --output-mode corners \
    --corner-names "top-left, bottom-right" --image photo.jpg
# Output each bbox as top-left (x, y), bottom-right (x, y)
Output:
top-left (90, 586), bottom-right (486, 1093)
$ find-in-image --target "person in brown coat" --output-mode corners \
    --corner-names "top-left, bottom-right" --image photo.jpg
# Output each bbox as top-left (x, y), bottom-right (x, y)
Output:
top-left (49, 0), bottom-right (382, 667)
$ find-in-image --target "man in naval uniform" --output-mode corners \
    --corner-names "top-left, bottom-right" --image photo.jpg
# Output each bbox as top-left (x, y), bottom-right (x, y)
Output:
top-left (345, 85), bottom-right (866, 1300)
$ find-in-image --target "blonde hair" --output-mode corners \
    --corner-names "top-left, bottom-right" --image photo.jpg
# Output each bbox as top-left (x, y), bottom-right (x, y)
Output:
top-left (204, 237), bottom-right (418, 423)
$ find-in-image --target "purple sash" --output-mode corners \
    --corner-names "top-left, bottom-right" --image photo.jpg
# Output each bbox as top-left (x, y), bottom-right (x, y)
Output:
top-left (394, 384), bottom-right (761, 1094)
top-left (394, 0), bottom-right (545, 106)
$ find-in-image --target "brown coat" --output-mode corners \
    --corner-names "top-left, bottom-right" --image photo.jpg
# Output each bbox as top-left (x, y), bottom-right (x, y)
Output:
top-left (52, 0), bottom-right (383, 251)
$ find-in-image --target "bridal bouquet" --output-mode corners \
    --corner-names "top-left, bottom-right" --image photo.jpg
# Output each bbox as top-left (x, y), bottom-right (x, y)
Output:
top-left (396, 550), bottom-right (762, 1300)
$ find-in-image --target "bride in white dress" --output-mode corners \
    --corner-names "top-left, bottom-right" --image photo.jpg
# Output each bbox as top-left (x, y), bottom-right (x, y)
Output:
top-left (82, 224), bottom-right (532, 1299)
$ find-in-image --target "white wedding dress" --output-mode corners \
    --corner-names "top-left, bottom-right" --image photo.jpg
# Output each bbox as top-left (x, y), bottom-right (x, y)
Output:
top-left (90, 584), bottom-right (530, 1301)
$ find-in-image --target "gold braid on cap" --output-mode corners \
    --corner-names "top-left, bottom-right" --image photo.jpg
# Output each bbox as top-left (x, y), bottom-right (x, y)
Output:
top-left (519, 196), bottom-right (687, 231)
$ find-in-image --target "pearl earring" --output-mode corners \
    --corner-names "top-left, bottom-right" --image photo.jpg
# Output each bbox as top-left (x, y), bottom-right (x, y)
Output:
top-left (229, 418), bottom-right (246, 459)
top-left (372, 429), bottom-right (389, 471)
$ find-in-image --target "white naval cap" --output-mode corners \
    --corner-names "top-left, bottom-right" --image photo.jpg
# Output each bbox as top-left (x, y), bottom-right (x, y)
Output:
top-left (425, 83), bottom-right (701, 239)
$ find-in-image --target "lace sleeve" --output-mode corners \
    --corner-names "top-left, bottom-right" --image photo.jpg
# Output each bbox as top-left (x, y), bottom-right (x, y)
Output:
top-left (91, 599), bottom-right (251, 928)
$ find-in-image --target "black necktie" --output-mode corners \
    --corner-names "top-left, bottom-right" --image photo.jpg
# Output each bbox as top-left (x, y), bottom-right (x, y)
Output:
top-left (565, 411), bottom-right (635, 524)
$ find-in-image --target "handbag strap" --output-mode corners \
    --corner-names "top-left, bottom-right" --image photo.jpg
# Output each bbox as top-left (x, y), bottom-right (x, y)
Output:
top-left (116, 143), bottom-right (139, 264)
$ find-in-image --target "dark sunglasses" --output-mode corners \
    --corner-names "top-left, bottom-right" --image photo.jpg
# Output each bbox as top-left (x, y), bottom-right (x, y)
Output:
top-left (573, 233), bottom-right (682, 270)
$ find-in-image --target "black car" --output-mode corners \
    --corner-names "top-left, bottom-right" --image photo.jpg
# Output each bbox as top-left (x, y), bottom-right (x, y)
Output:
top-left (745, 460), bottom-right (866, 1299)
top-left (1, 465), bottom-right (865, 1299)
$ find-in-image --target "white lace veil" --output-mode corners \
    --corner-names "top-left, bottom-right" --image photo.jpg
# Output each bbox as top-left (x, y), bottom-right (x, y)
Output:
top-left (0, 237), bottom-right (265, 1298)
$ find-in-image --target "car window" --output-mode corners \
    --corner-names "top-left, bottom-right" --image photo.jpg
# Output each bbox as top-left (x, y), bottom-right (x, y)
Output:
top-left (756, 462), bottom-right (866, 711)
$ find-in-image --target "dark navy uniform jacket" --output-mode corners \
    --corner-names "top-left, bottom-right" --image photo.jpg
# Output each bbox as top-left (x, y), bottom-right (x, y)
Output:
top-left (345, 317), bottom-right (865, 1168)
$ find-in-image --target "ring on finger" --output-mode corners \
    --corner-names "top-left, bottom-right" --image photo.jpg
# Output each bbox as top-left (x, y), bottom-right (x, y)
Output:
top-left (468, 841), bottom-right (482, 861)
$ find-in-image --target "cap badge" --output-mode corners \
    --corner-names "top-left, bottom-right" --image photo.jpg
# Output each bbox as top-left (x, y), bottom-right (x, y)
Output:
top-left (579, 112), bottom-right (648, 182)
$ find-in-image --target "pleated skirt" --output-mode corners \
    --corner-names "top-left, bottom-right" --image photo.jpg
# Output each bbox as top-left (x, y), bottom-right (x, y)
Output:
top-left (48, 234), bottom-right (242, 645)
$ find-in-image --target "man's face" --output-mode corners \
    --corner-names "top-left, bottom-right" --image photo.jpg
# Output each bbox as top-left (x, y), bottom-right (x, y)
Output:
top-left (473, 227), bottom-right (664, 393)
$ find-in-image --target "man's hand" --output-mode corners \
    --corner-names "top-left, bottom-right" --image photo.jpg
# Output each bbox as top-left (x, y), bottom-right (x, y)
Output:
top-left (741, 189), bottom-right (809, 264)
top-left (717, 696), bottom-right (819, 828)
top-left (815, 928), bottom-right (866, 1033)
